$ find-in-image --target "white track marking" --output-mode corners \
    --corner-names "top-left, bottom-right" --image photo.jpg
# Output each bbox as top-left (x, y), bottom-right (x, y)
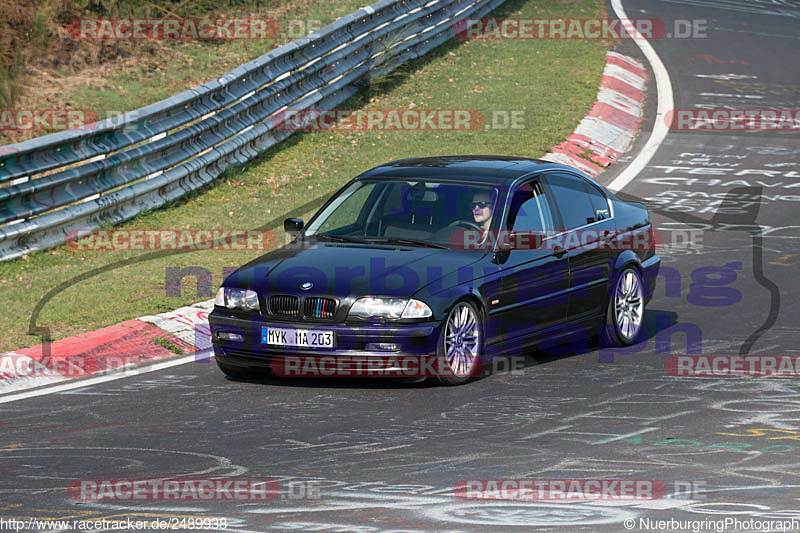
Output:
top-left (593, 427), bottom-right (660, 444)
top-left (606, 0), bottom-right (674, 192)
top-left (0, 353), bottom-right (205, 404)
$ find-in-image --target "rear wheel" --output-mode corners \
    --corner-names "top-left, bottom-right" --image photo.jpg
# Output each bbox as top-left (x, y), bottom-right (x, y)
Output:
top-left (436, 301), bottom-right (483, 386)
top-left (601, 266), bottom-right (645, 346)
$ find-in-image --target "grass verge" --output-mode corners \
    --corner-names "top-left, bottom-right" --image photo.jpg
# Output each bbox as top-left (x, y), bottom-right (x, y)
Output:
top-left (1, 0), bottom-right (366, 144)
top-left (154, 337), bottom-right (185, 355)
top-left (0, 0), bottom-right (610, 351)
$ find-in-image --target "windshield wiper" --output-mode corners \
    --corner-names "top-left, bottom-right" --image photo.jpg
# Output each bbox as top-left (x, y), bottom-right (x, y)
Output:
top-left (314, 234), bottom-right (369, 244)
top-left (315, 234), bottom-right (447, 249)
top-left (363, 237), bottom-right (448, 249)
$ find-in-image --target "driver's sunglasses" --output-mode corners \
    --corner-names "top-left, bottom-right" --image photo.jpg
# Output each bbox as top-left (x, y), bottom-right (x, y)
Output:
top-left (471, 200), bottom-right (491, 210)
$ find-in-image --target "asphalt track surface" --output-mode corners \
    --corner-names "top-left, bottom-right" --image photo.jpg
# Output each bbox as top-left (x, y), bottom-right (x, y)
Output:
top-left (2, 1), bottom-right (800, 531)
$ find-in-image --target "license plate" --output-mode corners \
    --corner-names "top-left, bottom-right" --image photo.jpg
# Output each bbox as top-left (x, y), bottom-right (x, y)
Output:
top-left (261, 327), bottom-right (334, 348)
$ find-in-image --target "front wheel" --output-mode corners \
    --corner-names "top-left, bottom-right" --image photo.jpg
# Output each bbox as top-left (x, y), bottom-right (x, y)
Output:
top-left (436, 300), bottom-right (484, 386)
top-left (600, 266), bottom-right (645, 346)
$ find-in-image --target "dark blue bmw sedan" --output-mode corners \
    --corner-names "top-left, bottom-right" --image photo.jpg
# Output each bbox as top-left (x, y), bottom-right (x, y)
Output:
top-left (209, 156), bottom-right (660, 385)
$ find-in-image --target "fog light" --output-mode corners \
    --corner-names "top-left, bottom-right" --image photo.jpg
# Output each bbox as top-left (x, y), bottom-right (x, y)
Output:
top-left (366, 342), bottom-right (399, 352)
top-left (217, 332), bottom-right (244, 342)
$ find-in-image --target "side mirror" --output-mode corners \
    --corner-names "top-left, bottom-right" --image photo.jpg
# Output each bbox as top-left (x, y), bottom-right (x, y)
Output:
top-left (492, 230), bottom-right (543, 264)
top-left (284, 218), bottom-right (304, 232)
top-left (501, 230), bottom-right (544, 251)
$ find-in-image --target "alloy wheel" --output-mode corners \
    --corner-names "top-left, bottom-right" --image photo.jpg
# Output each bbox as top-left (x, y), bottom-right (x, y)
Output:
top-left (614, 269), bottom-right (643, 341)
top-left (444, 302), bottom-right (481, 377)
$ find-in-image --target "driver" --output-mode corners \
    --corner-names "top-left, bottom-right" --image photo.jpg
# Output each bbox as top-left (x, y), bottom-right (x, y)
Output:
top-left (471, 191), bottom-right (494, 244)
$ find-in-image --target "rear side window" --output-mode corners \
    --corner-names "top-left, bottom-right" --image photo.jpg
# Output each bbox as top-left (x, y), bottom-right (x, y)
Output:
top-left (547, 174), bottom-right (600, 230)
top-left (506, 181), bottom-right (554, 232)
top-left (585, 182), bottom-right (611, 221)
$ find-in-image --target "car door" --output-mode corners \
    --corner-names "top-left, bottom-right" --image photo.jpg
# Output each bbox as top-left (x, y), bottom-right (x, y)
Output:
top-left (482, 178), bottom-right (570, 351)
top-left (542, 173), bottom-right (615, 322)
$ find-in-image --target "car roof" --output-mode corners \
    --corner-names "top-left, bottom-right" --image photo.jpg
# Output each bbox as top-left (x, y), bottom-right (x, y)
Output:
top-left (358, 155), bottom-right (583, 183)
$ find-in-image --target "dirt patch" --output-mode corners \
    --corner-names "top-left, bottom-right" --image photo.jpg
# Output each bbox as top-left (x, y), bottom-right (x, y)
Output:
top-left (0, 0), bottom-right (324, 145)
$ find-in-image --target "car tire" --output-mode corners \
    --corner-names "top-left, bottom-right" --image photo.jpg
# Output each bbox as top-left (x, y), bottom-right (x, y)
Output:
top-left (216, 360), bottom-right (264, 380)
top-left (600, 266), bottom-right (645, 346)
top-left (436, 300), bottom-right (484, 386)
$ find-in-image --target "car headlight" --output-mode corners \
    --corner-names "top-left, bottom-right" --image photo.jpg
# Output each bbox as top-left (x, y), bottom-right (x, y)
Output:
top-left (215, 287), bottom-right (260, 311)
top-left (402, 299), bottom-right (433, 318)
top-left (348, 297), bottom-right (432, 319)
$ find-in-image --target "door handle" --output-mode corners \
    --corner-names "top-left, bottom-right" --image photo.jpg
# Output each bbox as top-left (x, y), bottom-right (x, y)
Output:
top-left (553, 246), bottom-right (566, 258)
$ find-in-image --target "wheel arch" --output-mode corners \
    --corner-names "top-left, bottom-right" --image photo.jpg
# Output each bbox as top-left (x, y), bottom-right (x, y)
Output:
top-left (438, 289), bottom-right (488, 348)
top-left (451, 288), bottom-right (488, 324)
top-left (613, 249), bottom-right (643, 273)
top-left (607, 251), bottom-right (645, 307)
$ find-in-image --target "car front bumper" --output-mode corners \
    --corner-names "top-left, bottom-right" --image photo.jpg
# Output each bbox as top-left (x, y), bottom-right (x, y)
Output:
top-left (208, 309), bottom-right (443, 373)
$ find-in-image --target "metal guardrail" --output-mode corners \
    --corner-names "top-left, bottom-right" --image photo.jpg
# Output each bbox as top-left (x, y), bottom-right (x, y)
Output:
top-left (0, 0), bottom-right (506, 262)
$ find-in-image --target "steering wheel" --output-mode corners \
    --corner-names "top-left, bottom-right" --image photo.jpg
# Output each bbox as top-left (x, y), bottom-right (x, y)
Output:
top-left (447, 219), bottom-right (483, 231)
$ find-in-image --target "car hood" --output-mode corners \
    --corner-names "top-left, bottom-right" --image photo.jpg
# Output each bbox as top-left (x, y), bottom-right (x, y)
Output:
top-left (226, 240), bottom-right (488, 298)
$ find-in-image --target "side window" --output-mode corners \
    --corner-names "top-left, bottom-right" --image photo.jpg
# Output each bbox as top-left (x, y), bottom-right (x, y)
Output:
top-left (506, 181), bottom-right (553, 232)
top-left (547, 174), bottom-right (597, 230)
top-left (585, 181), bottom-right (611, 221)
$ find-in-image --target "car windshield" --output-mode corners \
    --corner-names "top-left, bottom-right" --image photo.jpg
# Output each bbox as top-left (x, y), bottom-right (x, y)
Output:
top-left (304, 179), bottom-right (501, 248)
